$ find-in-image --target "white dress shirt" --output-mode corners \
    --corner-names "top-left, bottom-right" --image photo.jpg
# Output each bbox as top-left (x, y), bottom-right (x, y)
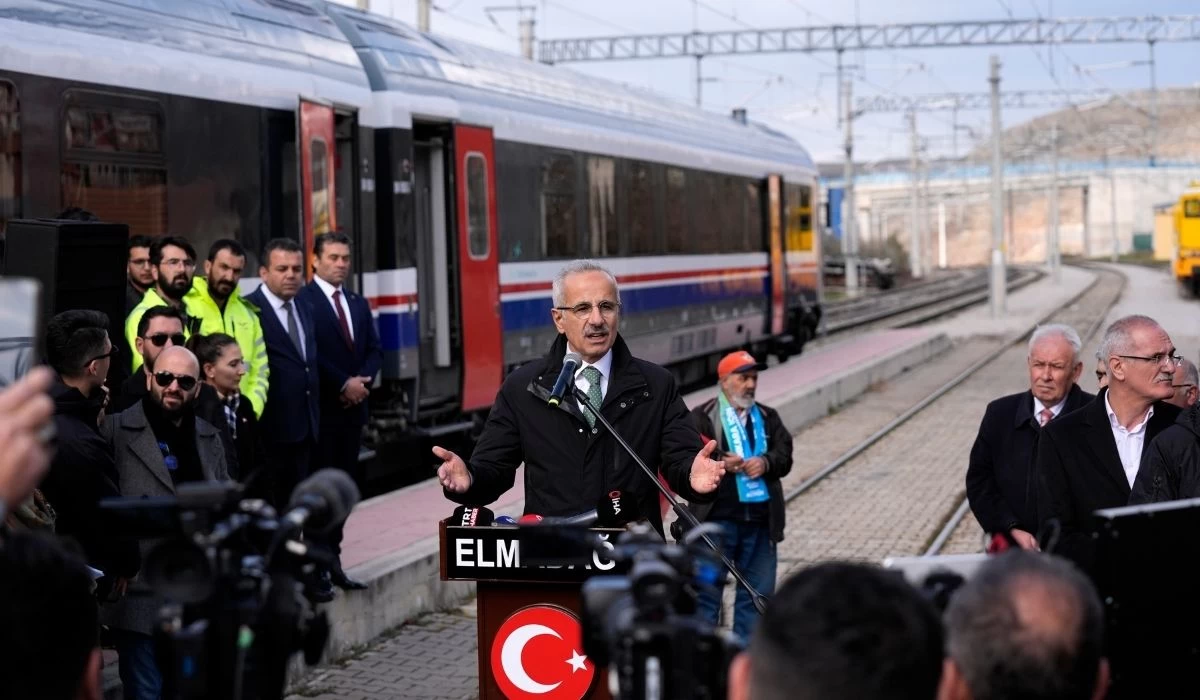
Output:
top-left (1104, 392), bottom-right (1155, 488)
top-left (567, 346), bottom-right (612, 403)
top-left (312, 275), bottom-right (354, 341)
top-left (1033, 396), bottom-right (1067, 423)
top-left (258, 284), bottom-right (306, 355)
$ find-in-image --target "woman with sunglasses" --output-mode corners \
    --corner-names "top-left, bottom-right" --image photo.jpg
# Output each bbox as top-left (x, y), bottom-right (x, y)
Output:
top-left (188, 334), bottom-right (265, 487)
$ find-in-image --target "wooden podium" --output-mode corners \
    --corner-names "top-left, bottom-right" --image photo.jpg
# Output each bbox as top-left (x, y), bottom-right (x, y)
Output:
top-left (439, 520), bottom-right (621, 700)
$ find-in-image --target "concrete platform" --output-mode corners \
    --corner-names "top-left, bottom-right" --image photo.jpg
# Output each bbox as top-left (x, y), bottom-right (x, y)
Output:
top-left (304, 327), bottom-right (951, 675)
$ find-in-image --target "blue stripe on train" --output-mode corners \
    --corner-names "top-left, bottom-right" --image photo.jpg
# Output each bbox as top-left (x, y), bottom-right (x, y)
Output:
top-left (375, 276), bottom-right (770, 351)
top-left (501, 276), bottom-right (769, 332)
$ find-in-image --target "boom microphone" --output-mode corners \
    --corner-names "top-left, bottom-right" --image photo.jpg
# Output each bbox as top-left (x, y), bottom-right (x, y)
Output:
top-left (533, 490), bottom-right (638, 527)
top-left (547, 352), bottom-right (582, 407)
top-left (285, 469), bottom-right (361, 534)
top-left (451, 505), bottom-right (495, 527)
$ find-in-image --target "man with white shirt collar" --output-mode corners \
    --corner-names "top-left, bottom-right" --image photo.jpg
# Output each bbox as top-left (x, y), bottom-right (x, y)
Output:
top-left (1037, 315), bottom-right (1181, 575)
top-left (434, 259), bottom-right (728, 537)
top-left (967, 324), bottom-right (1093, 552)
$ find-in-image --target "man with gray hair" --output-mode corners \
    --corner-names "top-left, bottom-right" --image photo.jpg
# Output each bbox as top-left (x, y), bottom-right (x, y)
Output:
top-left (1167, 358), bottom-right (1199, 409)
top-left (1037, 315), bottom-right (1180, 573)
top-left (435, 259), bottom-right (727, 537)
top-left (938, 551), bottom-right (1109, 700)
top-left (967, 324), bottom-right (1093, 551)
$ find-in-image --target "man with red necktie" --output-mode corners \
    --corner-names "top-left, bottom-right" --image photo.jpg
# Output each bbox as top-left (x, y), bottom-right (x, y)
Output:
top-left (966, 324), bottom-right (1094, 552)
top-left (298, 232), bottom-right (382, 592)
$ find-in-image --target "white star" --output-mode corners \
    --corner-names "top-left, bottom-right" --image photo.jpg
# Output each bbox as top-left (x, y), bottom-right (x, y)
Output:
top-left (565, 649), bottom-right (588, 673)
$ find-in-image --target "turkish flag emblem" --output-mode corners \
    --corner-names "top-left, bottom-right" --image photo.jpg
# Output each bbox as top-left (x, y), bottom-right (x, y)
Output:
top-left (490, 605), bottom-right (596, 700)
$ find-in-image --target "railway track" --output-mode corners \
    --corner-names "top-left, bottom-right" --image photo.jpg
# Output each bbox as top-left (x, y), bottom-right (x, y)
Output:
top-left (820, 267), bottom-right (1042, 339)
top-left (779, 265), bottom-right (1126, 566)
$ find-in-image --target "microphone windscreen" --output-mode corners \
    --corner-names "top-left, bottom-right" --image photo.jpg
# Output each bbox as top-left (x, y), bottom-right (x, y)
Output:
top-left (518, 514), bottom-right (544, 524)
top-left (564, 352), bottom-right (582, 368)
top-left (495, 515), bottom-right (518, 525)
top-left (596, 489), bottom-right (639, 527)
top-left (288, 469), bottom-right (360, 532)
top-left (451, 505), bottom-right (495, 527)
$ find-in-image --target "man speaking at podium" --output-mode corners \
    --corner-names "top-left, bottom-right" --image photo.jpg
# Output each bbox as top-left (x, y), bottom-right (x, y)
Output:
top-left (435, 260), bottom-right (726, 535)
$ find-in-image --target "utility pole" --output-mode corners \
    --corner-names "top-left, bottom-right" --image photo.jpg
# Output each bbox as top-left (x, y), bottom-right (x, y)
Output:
top-left (356, 0), bottom-right (369, 9)
top-left (1049, 122), bottom-right (1061, 283)
top-left (843, 72), bottom-right (859, 291)
top-left (1149, 40), bottom-right (1158, 167)
top-left (988, 54), bottom-right (1006, 317)
top-left (908, 109), bottom-right (922, 278)
top-left (1110, 162), bottom-right (1120, 262)
top-left (418, 0), bottom-right (431, 32)
top-left (485, 5), bottom-right (537, 60)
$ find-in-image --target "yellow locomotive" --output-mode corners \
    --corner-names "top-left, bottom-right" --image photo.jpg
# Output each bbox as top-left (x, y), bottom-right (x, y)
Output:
top-left (1175, 182), bottom-right (1200, 295)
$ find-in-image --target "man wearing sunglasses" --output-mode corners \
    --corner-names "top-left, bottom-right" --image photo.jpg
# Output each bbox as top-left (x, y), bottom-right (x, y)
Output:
top-left (102, 345), bottom-right (229, 700)
top-left (109, 306), bottom-right (187, 415)
top-left (124, 236), bottom-right (198, 373)
top-left (1037, 314), bottom-right (1181, 575)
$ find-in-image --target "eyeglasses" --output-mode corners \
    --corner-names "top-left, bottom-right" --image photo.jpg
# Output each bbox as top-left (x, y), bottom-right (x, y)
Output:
top-left (1173, 384), bottom-right (1196, 390)
top-left (153, 371), bottom-right (198, 391)
top-left (88, 348), bottom-right (118, 365)
top-left (142, 333), bottom-right (186, 348)
top-left (553, 301), bottom-right (621, 320)
top-left (160, 258), bottom-right (196, 269)
top-left (1117, 353), bottom-right (1183, 367)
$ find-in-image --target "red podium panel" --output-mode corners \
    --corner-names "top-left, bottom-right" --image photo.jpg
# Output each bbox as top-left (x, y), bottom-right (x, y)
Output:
top-left (439, 520), bottom-right (619, 700)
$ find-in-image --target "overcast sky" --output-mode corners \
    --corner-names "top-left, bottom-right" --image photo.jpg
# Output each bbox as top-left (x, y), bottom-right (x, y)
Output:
top-left (331, 0), bottom-right (1199, 165)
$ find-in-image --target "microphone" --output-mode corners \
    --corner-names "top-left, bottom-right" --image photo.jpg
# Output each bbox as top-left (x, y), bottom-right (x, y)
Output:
top-left (495, 515), bottom-right (518, 525)
top-left (518, 514), bottom-right (544, 524)
top-left (547, 352), bottom-right (582, 407)
top-left (538, 510), bottom-right (599, 526)
top-left (284, 469), bottom-right (361, 535)
top-left (531, 491), bottom-right (639, 527)
top-left (451, 505), bottom-right (495, 527)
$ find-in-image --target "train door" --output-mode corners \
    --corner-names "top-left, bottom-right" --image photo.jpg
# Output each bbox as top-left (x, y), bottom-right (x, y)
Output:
top-left (766, 175), bottom-right (787, 337)
top-left (451, 125), bottom-right (502, 412)
top-left (298, 98), bottom-right (337, 266)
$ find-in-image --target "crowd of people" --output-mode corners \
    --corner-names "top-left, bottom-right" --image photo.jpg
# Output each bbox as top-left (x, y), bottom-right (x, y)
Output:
top-left (4, 245), bottom-right (1200, 699)
top-left (0, 225), bottom-right (382, 699)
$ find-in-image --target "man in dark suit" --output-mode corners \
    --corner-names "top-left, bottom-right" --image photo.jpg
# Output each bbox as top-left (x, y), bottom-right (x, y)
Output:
top-left (1037, 315), bottom-right (1182, 574)
top-left (101, 346), bottom-right (229, 700)
top-left (297, 232), bottom-right (381, 591)
top-left (967, 324), bottom-right (1093, 551)
top-left (244, 239), bottom-right (320, 516)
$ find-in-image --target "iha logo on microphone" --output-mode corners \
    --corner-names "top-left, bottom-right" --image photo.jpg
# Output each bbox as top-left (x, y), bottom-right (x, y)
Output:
top-left (608, 490), bottom-right (621, 515)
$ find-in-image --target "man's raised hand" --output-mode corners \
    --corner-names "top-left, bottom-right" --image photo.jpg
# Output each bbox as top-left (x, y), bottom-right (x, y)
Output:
top-left (689, 440), bottom-right (726, 495)
top-left (434, 445), bottom-right (472, 493)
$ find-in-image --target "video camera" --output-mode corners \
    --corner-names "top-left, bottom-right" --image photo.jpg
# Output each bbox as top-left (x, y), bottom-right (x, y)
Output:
top-left (99, 469), bottom-right (360, 700)
top-left (549, 521), bottom-right (743, 700)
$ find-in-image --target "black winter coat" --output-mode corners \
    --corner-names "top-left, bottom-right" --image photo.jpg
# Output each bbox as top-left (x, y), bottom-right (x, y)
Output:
top-left (676, 398), bottom-right (793, 542)
top-left (1130, 402), bottom-right (1200, 504)
top-left (194, 384), bottom-right (266, 485)
top-left (1036, 388), bottom-right (1179, 574)
top-left (40, 379), bottom-right (140, 579)
top-left (966, 385), bottom-right (1094, 535)
top-left (445, 334), bottom-right (713, 535)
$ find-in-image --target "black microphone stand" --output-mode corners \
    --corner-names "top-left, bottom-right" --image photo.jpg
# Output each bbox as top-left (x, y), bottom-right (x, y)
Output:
top-left (572, 386), bottom-right (769, 615)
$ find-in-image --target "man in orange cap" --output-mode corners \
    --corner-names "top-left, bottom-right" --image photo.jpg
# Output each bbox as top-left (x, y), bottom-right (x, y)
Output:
top-left (676, 350), bottom-right (793, 641)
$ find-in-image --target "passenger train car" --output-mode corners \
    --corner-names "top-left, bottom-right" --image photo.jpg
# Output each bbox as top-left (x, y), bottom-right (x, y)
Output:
top-left (0, 0), bottom-right (821, 448)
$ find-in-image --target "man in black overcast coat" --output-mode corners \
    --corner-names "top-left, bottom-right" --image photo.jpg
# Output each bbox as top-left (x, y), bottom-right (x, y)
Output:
top-left (1037, 315), bottom-right (1181, 574)
top-left (434, 260), bottom-right (726, 535)
top-left (967, 324), bottom-right (1093, 550)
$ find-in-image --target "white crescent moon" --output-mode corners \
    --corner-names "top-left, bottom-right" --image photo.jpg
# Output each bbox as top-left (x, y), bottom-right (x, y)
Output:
top-left (501, 623), bottom-right (563, 695)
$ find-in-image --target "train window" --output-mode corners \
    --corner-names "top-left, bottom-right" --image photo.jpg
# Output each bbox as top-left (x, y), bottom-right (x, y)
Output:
top-left (61, 163), bottom-right (167, 236)
top-left (541, 153), bottom-right (577, 258)
top-left (64, 104), bottom-right (163, 154)
top-left (587, 157), bottom-right (618, 257)
top-left (745, 182), bottom-right (762, 251)
top-left (665, 168), bottom-right (687, 253)
top-left (0, 82), bottom-right (19, 234)
top-left (720, 176), bottom-right (744, 252)
top-left (692, 172), bottom-right (719, 254)
top-left (628, 161), bottom-right (658, 254)
top-left (1186, 200), bottom-right (1200, 218)
top-left (465, 152), bottom-right (490, 259)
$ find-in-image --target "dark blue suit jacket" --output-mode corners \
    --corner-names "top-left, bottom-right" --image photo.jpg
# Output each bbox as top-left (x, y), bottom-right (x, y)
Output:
top-left (298, 280), bottom-right (382, 427)
top-left (245, 287), bottom-right (320, 445)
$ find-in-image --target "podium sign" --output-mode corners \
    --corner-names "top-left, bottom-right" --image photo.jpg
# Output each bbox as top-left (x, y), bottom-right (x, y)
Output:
top-left (440, 521), bottom-right (620, 700)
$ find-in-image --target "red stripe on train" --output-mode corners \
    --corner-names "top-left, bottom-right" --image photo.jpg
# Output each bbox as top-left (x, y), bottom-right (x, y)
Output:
top-left (368, 293), bottom-right (419, 309)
